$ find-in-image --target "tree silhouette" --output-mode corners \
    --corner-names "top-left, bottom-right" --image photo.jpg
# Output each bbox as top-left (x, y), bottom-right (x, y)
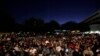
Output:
top-left (0, 10), bottom-right (15, 32)
top-left (0, 9), bottom-right (90, 33)
top-left (45, 20), bottom-right (60, 32)
top-left (61, 21), bottom-right (79, 30)
top-left (23, 17), bottom-right (44, 32)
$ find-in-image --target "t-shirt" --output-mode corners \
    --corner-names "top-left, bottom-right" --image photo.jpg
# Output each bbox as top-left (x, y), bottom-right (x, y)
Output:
top-left (83, 50), bottom-right (94, 56)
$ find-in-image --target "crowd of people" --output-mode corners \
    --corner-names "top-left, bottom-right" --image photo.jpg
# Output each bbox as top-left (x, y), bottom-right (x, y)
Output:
top-left (0, 32), bottom-right (100, 56)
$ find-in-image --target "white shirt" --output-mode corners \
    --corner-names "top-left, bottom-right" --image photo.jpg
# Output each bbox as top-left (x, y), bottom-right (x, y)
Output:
top-left (14, 47), bottom-right (20, 51)
top-left (24, 49), bottom-right (29, 52)
top-left (56, 46), bottom-right (62, 52)
top-left (29, 48), bottom-right (37, 54)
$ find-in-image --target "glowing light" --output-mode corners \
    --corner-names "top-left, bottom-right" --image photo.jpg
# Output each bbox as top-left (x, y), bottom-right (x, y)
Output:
top-left (95, 31), bottom-right (100, 34)
top-left (90, 31), bottom-right (94, 33)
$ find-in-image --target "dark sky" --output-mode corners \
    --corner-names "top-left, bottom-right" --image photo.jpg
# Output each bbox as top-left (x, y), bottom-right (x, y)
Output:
top-left (2, 0), bottom-right (100, 24)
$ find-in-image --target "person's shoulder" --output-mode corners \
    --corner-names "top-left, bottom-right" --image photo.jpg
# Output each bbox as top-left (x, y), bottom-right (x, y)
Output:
top-left (83, 50), bottom-right (88, 54)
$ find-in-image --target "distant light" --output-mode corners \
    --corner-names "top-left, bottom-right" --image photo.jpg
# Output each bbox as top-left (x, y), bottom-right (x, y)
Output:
top-left (95, 31), bottom-right (100, 34)
top-left (56, 32), bottom-right (59, 35)
top-left (47, 32), bottom-right (49, 33)
top-left (84, 31), bottom-right (100, 34)
top-left (84, 32), bottom-right (89, 34)
top-left (18, 32), bottom-right (21, 34)
top-left (90, 31), bottom-right (94, 33)
top-left (12, 32), bottom-right (14, 34)
top-left (71, 31), bottom-right (75, 33)
top-left (77, 30), bottom-right (80, 32)
top-left (62, 30), bottom-right (66, 32)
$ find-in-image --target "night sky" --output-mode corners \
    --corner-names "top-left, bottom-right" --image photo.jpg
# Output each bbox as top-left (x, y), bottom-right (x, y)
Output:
top-left (2, 0), bottom-right (100, 24)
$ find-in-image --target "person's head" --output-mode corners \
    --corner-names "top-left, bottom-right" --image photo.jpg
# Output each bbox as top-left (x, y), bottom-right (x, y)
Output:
top-left (87, 46), bottom-right (91, 51)
top-left (85, 46), bottom-right (91, 51)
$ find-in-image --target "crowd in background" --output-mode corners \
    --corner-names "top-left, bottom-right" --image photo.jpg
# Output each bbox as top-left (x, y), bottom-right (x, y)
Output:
top-left (0, 32), bottom-right (100, 56)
